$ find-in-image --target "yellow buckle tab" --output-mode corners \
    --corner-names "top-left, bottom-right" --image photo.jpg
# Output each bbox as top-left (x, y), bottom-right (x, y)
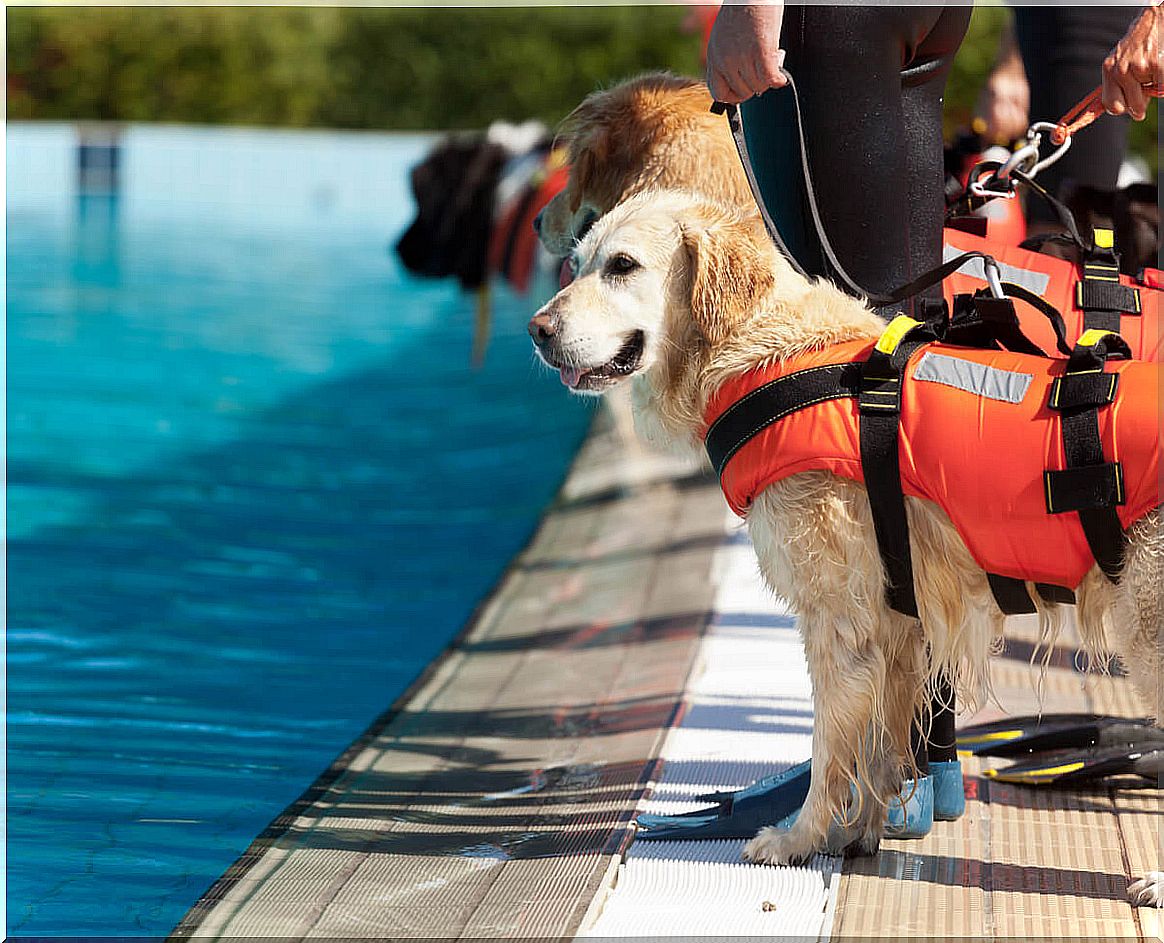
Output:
top-left (875, 315), bottom-right (922, 355)
top-left (1093, 228), bottom-right (1114, 250)
top-left (1076, 328), bottom-right (1123, 348)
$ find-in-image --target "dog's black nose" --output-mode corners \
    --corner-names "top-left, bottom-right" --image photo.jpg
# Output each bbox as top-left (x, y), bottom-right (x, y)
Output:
top-left (528, 313), bottom-right (555, 341)
top-left (532, 208), bottom-right (544, 235)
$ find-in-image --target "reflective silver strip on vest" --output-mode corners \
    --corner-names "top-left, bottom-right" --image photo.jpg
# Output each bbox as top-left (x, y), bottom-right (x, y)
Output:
top-left (943, 244), bottom-right (1051, 296)
top-left (914, 351), bottom-right (1033, 404)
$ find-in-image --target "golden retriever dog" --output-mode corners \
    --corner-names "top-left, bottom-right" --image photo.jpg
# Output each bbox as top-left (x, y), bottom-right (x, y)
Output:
top-left (527, 190), bottom-right (1164, 904)
top-left (534, 73), bottom-right (753, 257)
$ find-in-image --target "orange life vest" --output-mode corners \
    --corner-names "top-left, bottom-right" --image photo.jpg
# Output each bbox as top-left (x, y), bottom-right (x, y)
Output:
top-left (488, 156), bottom-right (569, 294)
top-left (705, 333), bottom-right (1160, 591)
top-left (943, 225), bottom-right (1163, 362)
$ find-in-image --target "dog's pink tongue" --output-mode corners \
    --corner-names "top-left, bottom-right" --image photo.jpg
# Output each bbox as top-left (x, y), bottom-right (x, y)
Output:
top-left (559, 365), bottom-right (585, 388)
top-left (559, 259), bottom-right (575, 288)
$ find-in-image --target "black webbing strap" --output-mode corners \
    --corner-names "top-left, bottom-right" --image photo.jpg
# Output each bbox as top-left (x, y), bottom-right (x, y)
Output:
top-left (986, 574), bottom-right (1078, 613)
top-left (1077, 232), bottom-right (1141, 333)
top-left (1044, 330), bottom-right (1132, 582)
top-left (705, 314), bottom-right (936, 617)
top-left (950, 165), bottom-right (1088, 254)
top-left (986, 574), bottom-right (1037, 615)
top-left (1010, 169), bottom-right (1087, 251)
top-left (857, 316), bottom-right (938, 617)
top-left (998, 282), bottom-right (1074, 356)
top-left (986, 575), bottom-right (1077, 614)
top-left (945, 293), bottom-right (1049, 358)
top-left (704, 362), bottom-right (861, 477)
top-left (1036, 583), bottom-right (1076, 605)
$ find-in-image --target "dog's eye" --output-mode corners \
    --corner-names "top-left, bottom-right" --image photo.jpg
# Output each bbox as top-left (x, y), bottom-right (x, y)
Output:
top-left (604, 253), bottom-right (641, 278)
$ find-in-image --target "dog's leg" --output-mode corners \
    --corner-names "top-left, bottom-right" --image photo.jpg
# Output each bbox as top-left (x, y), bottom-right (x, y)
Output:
top-left (1111, 510), bottom-right (1164, 723)
top-left (1095, 510), bottom-right (1164, 905)
top-left (744, 632), bottom-right (889, 865)
top-left (744, 479), bottom-right (910, 864)
top-left (1128, 873), bottom-right (1164, 908)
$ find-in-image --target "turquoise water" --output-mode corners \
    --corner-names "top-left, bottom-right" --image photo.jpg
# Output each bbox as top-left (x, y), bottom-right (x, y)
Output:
top-left (6, 125), bottom-right (592, 935)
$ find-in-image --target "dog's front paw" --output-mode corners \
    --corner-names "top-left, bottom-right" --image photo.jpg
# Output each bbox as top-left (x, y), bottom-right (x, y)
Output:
top-left (1128, 871), bottom-right (1164, 907)
top-left (743, 825), bottom-right (818, 867)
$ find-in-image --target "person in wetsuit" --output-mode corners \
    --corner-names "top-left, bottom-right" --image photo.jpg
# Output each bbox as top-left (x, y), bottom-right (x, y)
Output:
top-left (707, 4), bottom-right (972, 317)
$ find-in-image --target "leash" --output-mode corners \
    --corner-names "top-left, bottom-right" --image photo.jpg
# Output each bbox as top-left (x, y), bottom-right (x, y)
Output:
top-left (1050, 81), bottom-right (1164, 146)
top-left (968, 81), bottom-right (1164, 199)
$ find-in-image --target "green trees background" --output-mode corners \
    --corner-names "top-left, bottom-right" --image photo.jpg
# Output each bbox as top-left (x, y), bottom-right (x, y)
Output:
top-left (6, 5), bottom-right (1156, 169)
top-left (7, 7), bottom-right (706, 129)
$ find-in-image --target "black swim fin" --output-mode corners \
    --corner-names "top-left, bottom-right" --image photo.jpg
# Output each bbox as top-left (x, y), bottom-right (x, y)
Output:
top-left (982, 743), bottom-right (1164, 785)
top-left (957, 713), bottom-right (1163, 757)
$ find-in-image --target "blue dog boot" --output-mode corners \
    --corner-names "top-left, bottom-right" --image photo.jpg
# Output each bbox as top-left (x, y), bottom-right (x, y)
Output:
top-left (930, 759), bottom-right (966, 821)
top-left (885, 774), bottom-right (933, 839)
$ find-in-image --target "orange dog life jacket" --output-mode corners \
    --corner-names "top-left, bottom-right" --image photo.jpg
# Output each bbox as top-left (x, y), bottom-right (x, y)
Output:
top-left (943, 225), bottom-right (1163, 362)
top-left (704, 334), bottom-right (1161, 591)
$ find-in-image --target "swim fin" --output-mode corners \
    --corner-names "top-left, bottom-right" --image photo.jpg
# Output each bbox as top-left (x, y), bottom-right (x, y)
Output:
top-left (633, 760), bottom-right (811, 841)
top-left (957, 714), bottom-right (1162, 757)
top-left (982, 744), bottom-right (1164, 785)
top-left (633, 757), bottom-right (951, 842)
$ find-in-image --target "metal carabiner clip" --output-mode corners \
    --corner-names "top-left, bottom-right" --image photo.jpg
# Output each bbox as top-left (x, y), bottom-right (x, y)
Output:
top-left (997, 139), bottom-right (1041, 182)
top-left (967, 162), bottom-right (1018, 201)
top-left (1025, 121), bottom-right (1073, 178)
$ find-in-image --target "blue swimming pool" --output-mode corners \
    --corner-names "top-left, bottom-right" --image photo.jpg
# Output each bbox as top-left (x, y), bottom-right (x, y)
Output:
top-left (6, 124), bottom-right (593, 935)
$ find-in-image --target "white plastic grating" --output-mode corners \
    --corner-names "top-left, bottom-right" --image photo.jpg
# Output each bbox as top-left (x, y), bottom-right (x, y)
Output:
top-left (581, 513), bottom-right (839, 938)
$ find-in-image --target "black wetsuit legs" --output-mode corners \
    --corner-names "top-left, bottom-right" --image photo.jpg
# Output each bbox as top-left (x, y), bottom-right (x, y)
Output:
top-left (740, 4), bottom-right (971, 314)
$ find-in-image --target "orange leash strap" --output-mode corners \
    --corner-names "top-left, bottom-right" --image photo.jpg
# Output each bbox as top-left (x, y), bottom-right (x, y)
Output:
top-left (1051, 82), bottom-right (1164, 145)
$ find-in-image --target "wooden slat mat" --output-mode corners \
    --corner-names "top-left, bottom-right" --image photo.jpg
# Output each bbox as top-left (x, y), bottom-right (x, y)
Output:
top-left (832, 613), bottom-right (1163, 940)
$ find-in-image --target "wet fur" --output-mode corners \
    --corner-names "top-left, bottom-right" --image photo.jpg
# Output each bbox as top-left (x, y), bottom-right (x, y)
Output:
top-left (532, 190), bottom-right (1164, 900)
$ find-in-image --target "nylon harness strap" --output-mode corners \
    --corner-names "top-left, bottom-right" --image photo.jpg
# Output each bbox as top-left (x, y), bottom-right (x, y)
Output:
top-left (1078, 228), bottom-right (1142, 334)
top-left (947, 292), bottom-right (1051, 359)
top-left (986, 576), bottom-right (1076, 617)
top-left (704, 363), bottom-right (862, 478)
top-left (856, 317), bottom-right (935, 617)
top-left (1044, 329), bottom-right (1131, 582)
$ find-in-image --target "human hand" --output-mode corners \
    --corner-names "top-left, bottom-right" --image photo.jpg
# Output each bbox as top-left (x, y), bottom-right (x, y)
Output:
top-left (705, 2), bottom-right (786, 104)
top-left (1102, 4), bottom-right (1163, 120)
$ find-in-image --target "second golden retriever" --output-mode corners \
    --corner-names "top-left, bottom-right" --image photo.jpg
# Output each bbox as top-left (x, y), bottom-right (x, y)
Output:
top-left (535, 73), bottom-right (752, 256)
top-left (527, 190), bottom-right (1164, 904)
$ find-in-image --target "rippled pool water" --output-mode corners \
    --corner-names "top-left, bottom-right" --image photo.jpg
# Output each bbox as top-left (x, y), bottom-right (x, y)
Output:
top-left (7, 124), bottom-right (592, 935)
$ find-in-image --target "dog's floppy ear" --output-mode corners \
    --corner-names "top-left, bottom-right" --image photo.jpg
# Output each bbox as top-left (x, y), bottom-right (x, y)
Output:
top-left (681, 217), bottom-right (772, 347)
